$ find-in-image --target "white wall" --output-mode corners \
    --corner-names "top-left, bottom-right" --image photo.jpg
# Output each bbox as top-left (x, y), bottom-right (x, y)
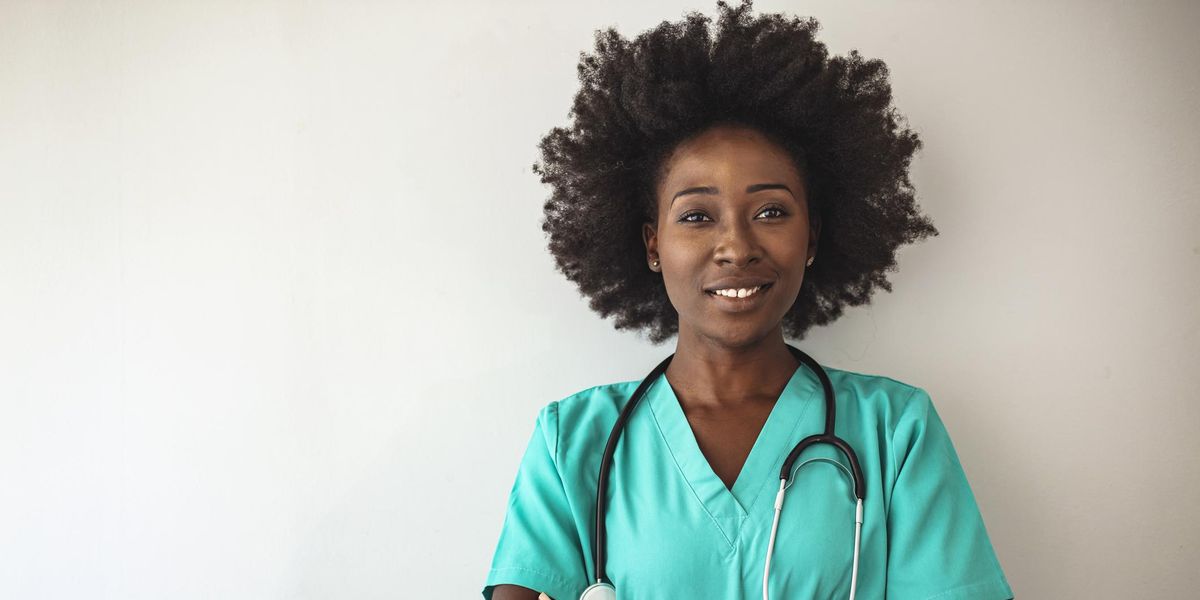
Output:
top-left (2, 1), bottom-right (1197, 597)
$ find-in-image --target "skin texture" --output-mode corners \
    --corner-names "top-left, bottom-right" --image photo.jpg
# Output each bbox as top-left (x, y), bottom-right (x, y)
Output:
top-left (490, 589), bottom-right (551, 600)
top-left (648, 121), bottom-right (816, 400)
top-left (642, 123), bottom-right (817, 487)
top-left (492, 123), bottom-right (816, 600)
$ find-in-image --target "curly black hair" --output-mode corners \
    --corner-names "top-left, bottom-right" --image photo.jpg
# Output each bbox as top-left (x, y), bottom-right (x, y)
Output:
top-left (533, 0), bottom-right (938, 344)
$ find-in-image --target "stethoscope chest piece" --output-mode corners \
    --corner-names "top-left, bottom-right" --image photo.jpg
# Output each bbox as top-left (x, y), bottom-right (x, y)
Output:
top-left (579, 581), bottom-right (616, 600)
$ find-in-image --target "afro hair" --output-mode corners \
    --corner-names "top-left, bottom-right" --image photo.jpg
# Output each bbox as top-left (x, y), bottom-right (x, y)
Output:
top-left (533, 0), bottom-right (938, 344)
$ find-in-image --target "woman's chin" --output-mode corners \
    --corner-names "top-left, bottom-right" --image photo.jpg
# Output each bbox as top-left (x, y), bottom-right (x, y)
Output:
top-left (693, 319), bottom-right (782, 349)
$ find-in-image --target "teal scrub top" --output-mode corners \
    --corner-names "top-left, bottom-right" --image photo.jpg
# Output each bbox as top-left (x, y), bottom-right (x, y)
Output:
top-left (482, 364), bottom-right (1013, 600)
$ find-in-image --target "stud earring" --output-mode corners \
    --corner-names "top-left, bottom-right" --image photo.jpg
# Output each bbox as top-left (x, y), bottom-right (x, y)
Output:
top-left (650, 259), bottom-right (660, 270)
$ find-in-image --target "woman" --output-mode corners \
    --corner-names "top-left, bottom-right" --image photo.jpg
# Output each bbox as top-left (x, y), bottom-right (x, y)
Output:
top-left (484, 2), bottom-right (1013, 598)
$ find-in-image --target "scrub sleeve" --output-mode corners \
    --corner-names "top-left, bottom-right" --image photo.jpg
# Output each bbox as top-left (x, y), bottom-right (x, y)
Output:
top-left (885, 388), bottom-right (1013, 600)
top-left (482, 403), bottom-right (586, 600)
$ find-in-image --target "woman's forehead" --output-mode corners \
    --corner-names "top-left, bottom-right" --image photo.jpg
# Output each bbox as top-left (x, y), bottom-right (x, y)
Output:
top-left (664, 125), bottom-right (799, 171)
top-left (660, 141), bottom-right (804, 192)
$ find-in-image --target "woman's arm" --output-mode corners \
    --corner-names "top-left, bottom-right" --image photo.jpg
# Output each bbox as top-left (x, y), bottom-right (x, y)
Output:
top-left (490, 584), bottom-right (551, 600)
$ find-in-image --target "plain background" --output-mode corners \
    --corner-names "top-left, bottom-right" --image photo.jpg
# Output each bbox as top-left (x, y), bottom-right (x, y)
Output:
top-left (2, 0), bottom-right (1197, 598)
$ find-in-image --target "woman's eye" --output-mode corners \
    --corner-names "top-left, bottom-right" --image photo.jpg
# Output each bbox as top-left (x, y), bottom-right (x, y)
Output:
top-left (679, 207), bottom-right (786, 223)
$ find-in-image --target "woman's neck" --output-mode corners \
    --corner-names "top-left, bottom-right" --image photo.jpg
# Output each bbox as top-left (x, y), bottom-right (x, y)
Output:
top-left (663, 326), bottom-right (800, 410)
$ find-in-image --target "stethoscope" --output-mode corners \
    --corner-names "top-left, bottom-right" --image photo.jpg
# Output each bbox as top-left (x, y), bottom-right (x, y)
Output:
top-left (580, 343), bottom-right (866, 600)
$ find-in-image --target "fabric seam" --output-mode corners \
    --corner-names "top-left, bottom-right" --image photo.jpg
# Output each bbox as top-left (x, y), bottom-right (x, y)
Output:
top-left (737, 386), bottom-right (816, 538)
top-left (920, 577), bottom-right (1012, 600)
top-left (485, 565), bottom-right (575, 592)
top-left (887, 385), bottom-right (923, 513)
top-left (645, 377), bottom-right (737, 549)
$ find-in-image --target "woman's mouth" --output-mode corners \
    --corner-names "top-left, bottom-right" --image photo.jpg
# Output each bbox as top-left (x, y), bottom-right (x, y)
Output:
top-left (705, 282), bottom-right (773, 310)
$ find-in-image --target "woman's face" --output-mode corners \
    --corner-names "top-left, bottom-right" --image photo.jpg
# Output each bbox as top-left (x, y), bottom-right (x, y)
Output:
top-left (643, 124), bottom-right (818, 348)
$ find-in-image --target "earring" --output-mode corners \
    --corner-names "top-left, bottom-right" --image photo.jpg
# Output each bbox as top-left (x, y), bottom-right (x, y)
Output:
top-left (650, 258), bottom-right (660, 270)
top-left (806, 256), bottom-right (815, 267)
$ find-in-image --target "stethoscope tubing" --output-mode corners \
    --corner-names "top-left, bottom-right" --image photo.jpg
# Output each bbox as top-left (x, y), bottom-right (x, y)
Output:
top-left (779, 347), bottom-right (866, 497)
top-left (588, 343), bottom-right (866, 598)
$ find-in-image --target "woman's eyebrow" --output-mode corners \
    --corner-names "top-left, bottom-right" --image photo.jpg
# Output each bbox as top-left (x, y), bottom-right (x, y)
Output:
top-left (671, 183), bottom-right (793, 205)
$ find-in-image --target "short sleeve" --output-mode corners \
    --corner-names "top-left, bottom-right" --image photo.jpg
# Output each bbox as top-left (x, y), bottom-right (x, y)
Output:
top-left (482, 402), bottom-right (588, 600)
top-left (885, 387), bottom-right (1014, 600)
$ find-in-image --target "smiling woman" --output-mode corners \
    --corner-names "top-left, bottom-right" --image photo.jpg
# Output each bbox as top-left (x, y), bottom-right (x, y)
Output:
top-left (644, 124), bottom-right (816, 346)
top-left (532, 3), bottom-right (939, 346)
top-left (484, 1), bottom-right (1012, 599)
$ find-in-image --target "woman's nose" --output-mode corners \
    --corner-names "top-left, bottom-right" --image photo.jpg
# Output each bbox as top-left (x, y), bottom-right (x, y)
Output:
top-left (713, 218), bottom-right (761, 266)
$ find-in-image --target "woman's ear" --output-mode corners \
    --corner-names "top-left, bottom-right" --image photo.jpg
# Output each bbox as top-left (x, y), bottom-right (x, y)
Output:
top-left (642, 221), bottom-right (658, 259)
top-left (642, 221), bottom-right (663, 272)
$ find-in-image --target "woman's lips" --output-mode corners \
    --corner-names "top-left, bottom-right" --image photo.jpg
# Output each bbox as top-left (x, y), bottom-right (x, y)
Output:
top-left (705, 282), bottom-right (773, 312)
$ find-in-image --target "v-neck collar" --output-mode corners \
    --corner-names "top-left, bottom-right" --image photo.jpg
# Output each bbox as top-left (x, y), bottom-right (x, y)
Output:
top-left (645, 362), bottom-right (821, 532)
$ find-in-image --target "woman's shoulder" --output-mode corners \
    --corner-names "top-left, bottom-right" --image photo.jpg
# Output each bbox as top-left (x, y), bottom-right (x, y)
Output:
top-left (823, 363), bottom-right (922, 395)
top-left (551, 364), bottom-right (924, 398)
top-left (522, 379), bottom-right (641, 471)
top-left (528, 366), bottom-right (936, 456)
top-left (819, 364), bottom-right (934, 421)
top-left (820, 360), bottom-right (940, 432)
top-left (537, 366), bottom-right (932, 421)
top-left (536, 378), bottom-right (641, 432)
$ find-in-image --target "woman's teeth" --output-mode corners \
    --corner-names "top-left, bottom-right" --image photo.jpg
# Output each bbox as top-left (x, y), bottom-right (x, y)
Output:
top-left (712, 285), bottom-right (764, 298)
